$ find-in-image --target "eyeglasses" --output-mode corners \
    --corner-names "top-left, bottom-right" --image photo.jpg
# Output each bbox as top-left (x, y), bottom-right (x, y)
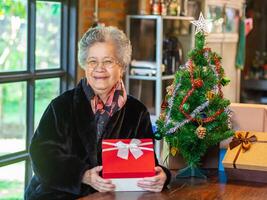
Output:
top-left (86, 58), bottom-right (120, 70)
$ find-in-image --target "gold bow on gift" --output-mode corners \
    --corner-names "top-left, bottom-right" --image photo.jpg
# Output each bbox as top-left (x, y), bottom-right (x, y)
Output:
top-left (229, 131), bottom-right (257, 152)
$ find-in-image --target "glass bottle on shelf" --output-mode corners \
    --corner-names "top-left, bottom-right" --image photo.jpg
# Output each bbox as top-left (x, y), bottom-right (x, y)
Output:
top-left (152, 0), bottom-right (161, 15)
top-left (180, 0), bottom-right (188, 16)
top-left (168, 0), bottom-right (180, 16)
top-left (138, 0), bottom-right (152, 15)
top-left (160, 0), bottom-right (167, 16)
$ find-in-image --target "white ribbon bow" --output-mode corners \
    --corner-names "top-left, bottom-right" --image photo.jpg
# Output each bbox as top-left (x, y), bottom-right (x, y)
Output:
top-left (102, 139), bottom-right (153, 160)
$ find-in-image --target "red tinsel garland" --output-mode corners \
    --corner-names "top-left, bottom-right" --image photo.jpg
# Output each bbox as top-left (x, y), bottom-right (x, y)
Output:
top-left (179, 54), bottom-right (224, 123)
top-left (214, 55), bottom-right (223, 98)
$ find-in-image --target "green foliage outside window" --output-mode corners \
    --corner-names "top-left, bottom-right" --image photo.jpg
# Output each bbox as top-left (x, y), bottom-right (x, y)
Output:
top-left (0, 1), bottom-right (62, 199)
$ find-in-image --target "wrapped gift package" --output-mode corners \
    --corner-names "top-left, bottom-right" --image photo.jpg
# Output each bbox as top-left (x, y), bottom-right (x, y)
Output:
top-left (102, 138), bottom-right (155, 191)
top-left (220, 103), bottom-right (267, 149)
top-left (222, 131), bottom-right (267, 183)
top-left (229, 103), bottom-right (267, 132)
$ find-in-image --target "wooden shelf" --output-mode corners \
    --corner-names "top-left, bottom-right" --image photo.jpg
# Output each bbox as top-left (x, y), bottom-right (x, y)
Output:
top-left (128, 74), bottom-right (174, 81)
top-left (127, 15), bottom-right (194, 21)
top-left (242, 79), bottom-right (267, 91)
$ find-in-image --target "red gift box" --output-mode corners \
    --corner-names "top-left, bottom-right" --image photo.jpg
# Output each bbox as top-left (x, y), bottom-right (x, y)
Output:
top-left (102, 138), bottom-right (156, 191)
top-left (102, 138), bottom-right (156, 178)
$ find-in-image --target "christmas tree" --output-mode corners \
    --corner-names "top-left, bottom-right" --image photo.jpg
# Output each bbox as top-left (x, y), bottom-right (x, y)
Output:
top-left (155, 13), bottom-right (234, 178)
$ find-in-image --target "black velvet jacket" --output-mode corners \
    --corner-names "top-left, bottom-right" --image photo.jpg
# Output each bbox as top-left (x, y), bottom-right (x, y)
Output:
top-left (25, 80), bottom-right (171, 200)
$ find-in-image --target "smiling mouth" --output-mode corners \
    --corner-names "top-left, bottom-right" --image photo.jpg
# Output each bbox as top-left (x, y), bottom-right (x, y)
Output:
top-left (94, 76), bottom-right (108, 80)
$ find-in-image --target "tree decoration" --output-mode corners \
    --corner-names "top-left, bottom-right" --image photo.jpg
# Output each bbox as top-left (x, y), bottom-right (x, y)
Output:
top-left (182, 103), bottom-right (190, 112)
top-left (166, 84), bottom-right (175, 96)
top-left (225, 107), bottom-right (233, 129)
top-left (221, 77), bottom-right (231, 86)
top-left (203, 66), bottom-right (208, 72)
top-left (154, 132), bottom-right (162, 140)
top-left (195, 125), bottom-right (207, 139)
top-left (206, 91), bottom-right (215, 100)
top-left (156, 12), bottom-right (234, 179)
top-left (159, 112), bottom-right (166, 121)
top-left (161, 99), bottom-right (168, 111)
top-left (191, 12), bottom-right (211, 34)
top-left (170, 146), bottom-right (178, 157)
top-left (193, 78), bottom-right (204, 88)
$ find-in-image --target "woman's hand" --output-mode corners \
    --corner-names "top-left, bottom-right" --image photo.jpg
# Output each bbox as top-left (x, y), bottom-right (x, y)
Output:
top-left (82, 166), bottom-right (115, 192)
top-left (137, 166), bottom-right (167, 192)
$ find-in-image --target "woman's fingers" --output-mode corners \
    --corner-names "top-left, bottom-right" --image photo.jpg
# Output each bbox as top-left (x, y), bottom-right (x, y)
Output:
top-left (137, 166), bottom-right (167, 192)
top-left (95, 177), bottom-right (115, 188)
top-left (155, 166), bottom-right (163, 173)
top-left (97, 181), bottom-right (116, 192)
top-left (138, 180), bottom-right (160, 186)
top-left (92, 173), bottom-right (115, 192)
top-left (94, 165), bottom-right (103, 173)
top-left (95, 176), bottom-right (112, 184)
top-left (83, 166), bottom-right (115, 192)
top-left (137, 182), bottom-right (162, 192)
top-left (141, 176), bottom-right (161, 182)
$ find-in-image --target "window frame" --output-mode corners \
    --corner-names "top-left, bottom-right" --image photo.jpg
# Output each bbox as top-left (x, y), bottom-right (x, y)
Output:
top-left (0, 0), bottom-right (78, 190)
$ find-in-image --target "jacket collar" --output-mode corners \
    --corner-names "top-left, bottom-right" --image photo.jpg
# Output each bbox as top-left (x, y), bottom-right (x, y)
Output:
top-left (81, 77), bottom-right (95, 102)
top-left (73, 80), bottom-right (98, 163)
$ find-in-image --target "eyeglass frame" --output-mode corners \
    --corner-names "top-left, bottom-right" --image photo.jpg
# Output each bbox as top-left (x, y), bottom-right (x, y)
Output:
top-left (85, 57), bottom-right (121, 70)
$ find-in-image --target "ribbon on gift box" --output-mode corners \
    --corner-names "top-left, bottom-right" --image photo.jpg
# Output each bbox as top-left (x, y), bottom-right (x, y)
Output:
top-left (229, 131), bottom-right (257, 152)
top-left (229, 131), bottom-right (257, 168)
top-left (102, 139), bottom-right (154, 160)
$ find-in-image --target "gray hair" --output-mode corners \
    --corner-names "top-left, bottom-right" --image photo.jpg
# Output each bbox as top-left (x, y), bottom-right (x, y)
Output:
top-left (78, 26), bottom-right (132, 70)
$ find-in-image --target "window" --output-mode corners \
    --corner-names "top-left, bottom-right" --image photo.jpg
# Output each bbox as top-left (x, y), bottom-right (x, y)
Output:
top-left (0, 0), bottom-right (78, 198)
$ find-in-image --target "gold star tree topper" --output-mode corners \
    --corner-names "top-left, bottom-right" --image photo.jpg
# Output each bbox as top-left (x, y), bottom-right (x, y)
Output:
top-left (191, 12), bottom-right (211, 34)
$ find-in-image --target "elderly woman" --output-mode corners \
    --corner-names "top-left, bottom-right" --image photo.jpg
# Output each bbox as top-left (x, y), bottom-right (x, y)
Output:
top-left (25, 26), bottom-right (171, 199)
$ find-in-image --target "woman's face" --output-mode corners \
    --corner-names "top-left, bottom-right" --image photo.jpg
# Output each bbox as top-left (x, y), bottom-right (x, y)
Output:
top-left (85, 42), bottom-right (123, 98)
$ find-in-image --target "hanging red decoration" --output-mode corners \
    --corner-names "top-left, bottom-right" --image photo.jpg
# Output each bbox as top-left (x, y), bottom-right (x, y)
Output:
top-left (193, 79), bottom-right (204, 88)
top-left (179, 58), bottom-right (224, 124)
top-left (161, 99), bottom-right (168, 111)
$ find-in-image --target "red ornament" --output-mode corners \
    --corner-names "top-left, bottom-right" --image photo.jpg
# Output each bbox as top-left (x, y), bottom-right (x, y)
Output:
top-left (161, 100), bottom-right (168, 111)
top-left (193, 79), bottom-right (204, 88)
top-left (179, 58), bottom-right (223, 124)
